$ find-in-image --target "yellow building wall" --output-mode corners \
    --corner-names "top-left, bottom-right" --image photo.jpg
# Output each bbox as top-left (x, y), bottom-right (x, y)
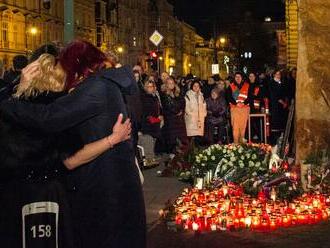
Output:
top-left (0, 0), bottom-right (64, 67)
top-left (286, 0), bottom-right (298, 68)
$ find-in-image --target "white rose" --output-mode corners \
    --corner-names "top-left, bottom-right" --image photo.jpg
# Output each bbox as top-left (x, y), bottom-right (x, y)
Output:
top-left (211, 156), bottom-right (216, 161)
top-left (251, 154), bottom-right (257, 160)
top-left (240, 155), bottom-right (245, 160)
top-left (238, 148), bottom-right (243, 154)
top-left (207, 150), bottom-right (211, 156)
top-left (196, 159), bottom-right (201, 163)
top-left (201, 163), bottom-right (206, 167)
top-left (230, 156), bottom-right (236, 162)
top-left (252, 172), bottom-right (257, 176)
top-left (230, 152), bottom-right (235, 157)
top-left (228, 161), bottom-right (234, 167)
top-left (246, 153), bottom-right (251, 159)
top-left (249, 161), bottom-right (255, 167)
top-left (204, 156), bottom-right (208, 161)
top-left (255, 162), bottom-right (261, 168)
top-left (223, 159), bottom-right (228, 163)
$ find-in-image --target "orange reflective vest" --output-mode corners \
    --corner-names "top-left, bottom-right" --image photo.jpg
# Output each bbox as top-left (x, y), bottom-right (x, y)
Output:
top-left (230, 82), bottom-right (249, 108)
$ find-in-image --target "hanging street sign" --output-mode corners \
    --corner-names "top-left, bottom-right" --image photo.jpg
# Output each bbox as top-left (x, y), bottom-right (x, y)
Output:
top-left (149, 30), bottom-right (164, 47)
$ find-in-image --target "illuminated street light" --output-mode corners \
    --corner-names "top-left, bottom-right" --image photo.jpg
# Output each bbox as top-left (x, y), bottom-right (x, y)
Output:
top-left (117, 46), bottom-right (124, 53)
top-left (159, 56), bottom-right (163, 61)
top-left (219, 37), bottom-right (226, 45)
top-left (170, 58), bottom-right (175, 65)
top-left (188, 63), bottom-right (192, 67)
top-left (265, 17), bottom-right (272, 22)
top-left (29, 27), bottom-right (38, 35)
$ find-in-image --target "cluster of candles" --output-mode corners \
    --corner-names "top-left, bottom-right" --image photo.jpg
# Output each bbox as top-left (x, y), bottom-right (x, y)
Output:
top-left (174, 184), bottom-right (330, 232)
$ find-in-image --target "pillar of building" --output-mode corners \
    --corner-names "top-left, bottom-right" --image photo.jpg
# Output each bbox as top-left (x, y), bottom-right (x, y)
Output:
top-left (296, 0), bottom-right (330, 165)
top-left (64, 0), bottom-right (74, 43)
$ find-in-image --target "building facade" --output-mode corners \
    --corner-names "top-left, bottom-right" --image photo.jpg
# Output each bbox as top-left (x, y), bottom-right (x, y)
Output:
top-left (0, 0), bottom-right (96, 68)
top-left (0, 0), bottom-right (64, 67)
top-left (0, 0), bottom-right (216, 79)
top-left (74, 0), bottom-right (96, 43)
top-left (286, 0), bottom-right (298, 68)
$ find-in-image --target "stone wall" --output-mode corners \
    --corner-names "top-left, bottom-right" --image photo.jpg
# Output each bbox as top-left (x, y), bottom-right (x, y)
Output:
top-left (296, 0), bottom-right (330, 161)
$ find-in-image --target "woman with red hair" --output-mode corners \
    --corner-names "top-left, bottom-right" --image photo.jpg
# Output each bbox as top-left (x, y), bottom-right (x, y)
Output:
top-left (1, 40), bottom-right (146, 248)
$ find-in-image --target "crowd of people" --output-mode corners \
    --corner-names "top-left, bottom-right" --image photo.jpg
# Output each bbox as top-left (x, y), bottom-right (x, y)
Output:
top-left (129, 65), bottom-right (296, 166)
top-left (0, 40), bottom-right (296, 248)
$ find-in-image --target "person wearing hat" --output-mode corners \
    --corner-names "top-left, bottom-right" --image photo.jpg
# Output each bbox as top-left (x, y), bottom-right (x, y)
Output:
top-left (226, 72), bottom-right (251, 143)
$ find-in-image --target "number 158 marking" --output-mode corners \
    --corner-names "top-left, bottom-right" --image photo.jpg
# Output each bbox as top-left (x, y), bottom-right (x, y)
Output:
top-left (30, 225), bottom-right (52, 238)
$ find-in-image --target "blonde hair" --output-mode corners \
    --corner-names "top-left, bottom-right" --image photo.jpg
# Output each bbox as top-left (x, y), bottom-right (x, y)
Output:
top-left (161, 77), bottom-right (180, 97)
top-left (14, 53), bottom-right (66, 99)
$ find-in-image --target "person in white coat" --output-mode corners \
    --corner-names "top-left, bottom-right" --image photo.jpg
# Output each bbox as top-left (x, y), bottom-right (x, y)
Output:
top-left (185, 80), bottom-right (207, 142)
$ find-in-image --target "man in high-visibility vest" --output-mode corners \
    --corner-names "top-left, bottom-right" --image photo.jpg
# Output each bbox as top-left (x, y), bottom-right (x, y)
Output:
top-left (226, 72), bottom-right (251, 143)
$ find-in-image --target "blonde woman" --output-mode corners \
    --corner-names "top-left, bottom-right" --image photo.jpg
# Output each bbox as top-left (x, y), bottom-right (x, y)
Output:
top-left (0, 54), bottom-right (131, 248)
top-left (160, 76), bottom-right (188, 154)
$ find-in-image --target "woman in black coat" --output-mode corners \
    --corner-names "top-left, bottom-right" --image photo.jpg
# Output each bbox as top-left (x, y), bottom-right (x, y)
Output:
top-left (0, 41), bottom-right (145, 248)
top-left (139, 79), bottom-right (162, 165)
top-left (268, 69), bottom-right (289, 144)
top-left (160, 76), bottom-right (188, 154)
top-left (140, 80), bottom-right (162, 139)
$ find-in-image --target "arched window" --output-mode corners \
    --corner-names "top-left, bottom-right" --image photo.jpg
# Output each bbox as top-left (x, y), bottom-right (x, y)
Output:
top-left (1, 12), bottom-right (10, 48)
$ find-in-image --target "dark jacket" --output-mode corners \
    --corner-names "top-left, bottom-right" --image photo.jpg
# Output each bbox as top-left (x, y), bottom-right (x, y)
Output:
top-left (0, 78), bottom-right (6, 89)
top-left (0, 78), bottom-right (19, 103)
top-left (161, 93), bottom-right (187, 148)
top-left (3, 69), bottom-right (20, 84)
top-left (206, 97), bottom-right (227, 125)
top-left (0, 92), bottom-right (82, 248)
top-left (0, 92), bottom-right (82, 182)
top-left (0, 65), bottom-right (146, 248)
top-left (268, 79), bottom-right (289, 130)
top-left (140, 92), bottom-right (162, 138)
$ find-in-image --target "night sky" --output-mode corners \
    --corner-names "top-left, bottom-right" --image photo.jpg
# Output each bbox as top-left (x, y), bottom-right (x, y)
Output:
top-left (168, 0), bottom-right (285, 38)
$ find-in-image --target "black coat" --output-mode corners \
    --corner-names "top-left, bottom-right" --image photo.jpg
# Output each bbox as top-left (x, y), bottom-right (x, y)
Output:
top-left (0, 92), bottom-right (82, 248)
top-left (3, 69), bottom-right (20, 84)
top-left (268, 79), bottom-right (289, 130)
top-left (140, 92), bottom-right (162, 138)
top-left (0, 66), bottom-right (146, 248)
top-left (161, 93), bottom-right (187, 147)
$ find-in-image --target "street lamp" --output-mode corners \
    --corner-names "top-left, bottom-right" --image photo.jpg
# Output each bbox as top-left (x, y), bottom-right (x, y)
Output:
top-left (117, 46), bottom-right (124, 53)
top-left (25, 26), bottom-right (38, 55)
top-left (219, 37), bottom-right (226, 45)
top-left (29, 27), bottom-right (38, 35)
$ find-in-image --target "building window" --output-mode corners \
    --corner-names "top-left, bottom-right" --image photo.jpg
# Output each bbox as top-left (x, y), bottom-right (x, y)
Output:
top-left (2, 14), bottom-right (9, 48)
top-left (13, 24), bottom-right (18, 49)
